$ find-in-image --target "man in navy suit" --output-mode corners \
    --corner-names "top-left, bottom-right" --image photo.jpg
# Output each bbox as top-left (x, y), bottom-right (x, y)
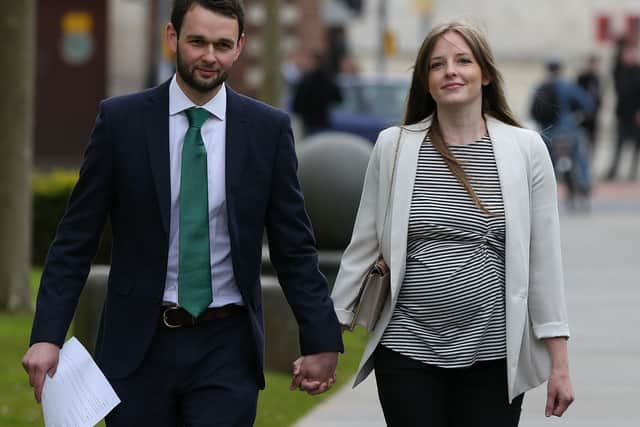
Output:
top-left (22, 1), bottom-right (343, 425)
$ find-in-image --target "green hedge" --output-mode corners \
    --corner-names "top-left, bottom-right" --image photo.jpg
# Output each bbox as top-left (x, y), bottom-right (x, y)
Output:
top-left (32, 169), bottom-right (111, 265)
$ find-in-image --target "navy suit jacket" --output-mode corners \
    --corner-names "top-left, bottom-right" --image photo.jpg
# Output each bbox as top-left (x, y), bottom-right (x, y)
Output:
top-left (30, 80), bottom-right (343, 387)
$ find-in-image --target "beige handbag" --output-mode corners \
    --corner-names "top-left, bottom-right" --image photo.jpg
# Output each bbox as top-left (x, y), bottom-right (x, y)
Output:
top-left (349, 128), bottom-right (402, 332)
top-left (349, 258), bottom-right (390, 331)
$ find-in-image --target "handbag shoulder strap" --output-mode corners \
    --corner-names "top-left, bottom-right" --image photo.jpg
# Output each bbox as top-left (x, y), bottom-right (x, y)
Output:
top-left (379, 127), bottom-right (403, 253)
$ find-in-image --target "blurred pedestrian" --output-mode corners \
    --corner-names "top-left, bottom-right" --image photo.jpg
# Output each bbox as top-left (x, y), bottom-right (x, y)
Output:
top-left (606, 41), bottom-right (640, 181)
top-left (292, 50), bottom-right (343, 136)
top-left (281, 50), bottom-right (308, 109)
top-left (340, 53), bottom-right (361, 75)
top-left (331, 20), bottom-right (574, 426)
top-left (530, 59), bottom-right (594, 209)
top-left (576, 54), bottom-right (602, 156)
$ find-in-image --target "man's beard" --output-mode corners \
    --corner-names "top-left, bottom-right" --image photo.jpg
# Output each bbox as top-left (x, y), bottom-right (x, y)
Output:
top-left (176, 50), bottom-right (228, 93)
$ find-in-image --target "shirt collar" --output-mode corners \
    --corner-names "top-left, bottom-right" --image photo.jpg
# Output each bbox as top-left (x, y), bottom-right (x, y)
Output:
top-left (169, 74), bottom-right (227, 121)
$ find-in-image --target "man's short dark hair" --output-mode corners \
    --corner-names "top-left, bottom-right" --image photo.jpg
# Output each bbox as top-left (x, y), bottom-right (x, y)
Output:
top-left (171, 0), bottom-right (245, 42)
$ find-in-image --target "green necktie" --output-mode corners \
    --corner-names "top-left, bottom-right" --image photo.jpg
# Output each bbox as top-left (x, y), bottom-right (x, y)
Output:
top-left (178, 107), bottom-right (212, 317)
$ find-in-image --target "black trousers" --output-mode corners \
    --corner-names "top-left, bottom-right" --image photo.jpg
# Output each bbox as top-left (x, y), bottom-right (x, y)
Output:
top-left (374, 345), bottom-right (524, 427)
top-left (105, 309), bottom-right (258, 427)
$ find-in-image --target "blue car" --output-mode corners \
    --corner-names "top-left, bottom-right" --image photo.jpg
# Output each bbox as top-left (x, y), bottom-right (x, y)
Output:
top-left (329, 75), bottom-right (409, 143)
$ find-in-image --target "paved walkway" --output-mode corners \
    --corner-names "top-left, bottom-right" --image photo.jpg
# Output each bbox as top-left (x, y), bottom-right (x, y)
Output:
top-left (294, 184), bottom-right (640, 427)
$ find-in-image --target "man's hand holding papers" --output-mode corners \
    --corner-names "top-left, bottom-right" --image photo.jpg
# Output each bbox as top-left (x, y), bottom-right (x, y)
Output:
top-left (22, 341), bottom-right (60, 402)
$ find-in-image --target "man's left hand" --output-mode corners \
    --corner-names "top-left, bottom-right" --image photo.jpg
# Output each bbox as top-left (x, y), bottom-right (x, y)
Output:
top-left (289, 352), bottom-right (338, 395)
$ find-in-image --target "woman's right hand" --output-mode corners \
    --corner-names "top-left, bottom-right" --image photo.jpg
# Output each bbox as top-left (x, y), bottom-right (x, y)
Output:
top-left (375, 259), bottom-right (389, 274)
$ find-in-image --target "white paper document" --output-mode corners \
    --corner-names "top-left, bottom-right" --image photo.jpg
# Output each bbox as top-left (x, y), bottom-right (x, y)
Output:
top-left (41, 336), bottom-right (121, 427)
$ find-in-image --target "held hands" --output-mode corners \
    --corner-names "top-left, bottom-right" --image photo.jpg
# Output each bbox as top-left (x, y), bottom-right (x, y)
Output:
top-left (290, 352), bottom-right (338, 395)
top-left (21, 342), bottom-right (60, 403)
top-left (545, 367), bottom-right (575, 417)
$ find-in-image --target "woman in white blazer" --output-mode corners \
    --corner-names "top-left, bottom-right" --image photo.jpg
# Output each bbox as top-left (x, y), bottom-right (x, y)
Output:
top-left (331, 21), bottom-right (574, 426)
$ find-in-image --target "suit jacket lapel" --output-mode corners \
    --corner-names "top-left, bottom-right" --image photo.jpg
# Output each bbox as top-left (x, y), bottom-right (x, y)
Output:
top-left (388, 121), bottom-right (428, 298)
top-left (144, 80), bottom-right (171, 233)
top-left (225, 87), bottom-right (249, 194)
top-left (487, 117), bottom-right (530, 368)
top-left (487, 117), bottom-right (529, 298)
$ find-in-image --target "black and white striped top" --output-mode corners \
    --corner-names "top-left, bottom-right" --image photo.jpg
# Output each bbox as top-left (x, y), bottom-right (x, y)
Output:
top-left (380, 133), bottom-right (507, 368)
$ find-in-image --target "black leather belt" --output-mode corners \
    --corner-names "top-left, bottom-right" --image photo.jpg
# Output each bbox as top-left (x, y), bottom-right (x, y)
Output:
top-left (160, 304), bottom-right (244, 328)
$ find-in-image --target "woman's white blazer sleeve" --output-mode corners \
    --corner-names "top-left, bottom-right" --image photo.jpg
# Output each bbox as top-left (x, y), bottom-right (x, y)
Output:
top-left (331, 131), bottom-right (387, 326)
top-left (527, 132), bottom-right (571, 338)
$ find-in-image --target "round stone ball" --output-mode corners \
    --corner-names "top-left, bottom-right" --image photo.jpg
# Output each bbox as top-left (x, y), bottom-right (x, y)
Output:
top-left (296, 132), bottom-right (373, 250)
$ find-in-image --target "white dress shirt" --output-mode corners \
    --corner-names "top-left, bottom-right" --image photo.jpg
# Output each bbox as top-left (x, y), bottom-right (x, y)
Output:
top-left (163, 75), bottom-right (243, 307)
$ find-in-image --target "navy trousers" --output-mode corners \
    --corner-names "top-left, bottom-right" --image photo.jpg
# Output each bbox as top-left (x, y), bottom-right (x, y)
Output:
top-left (105, 308), bottom-right (258, 427)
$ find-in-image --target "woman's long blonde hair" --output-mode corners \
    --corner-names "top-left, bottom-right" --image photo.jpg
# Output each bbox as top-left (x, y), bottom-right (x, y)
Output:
top-left (403, 21), bottom-right (521, 213)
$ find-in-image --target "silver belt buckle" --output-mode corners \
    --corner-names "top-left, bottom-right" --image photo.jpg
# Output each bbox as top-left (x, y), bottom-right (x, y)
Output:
top-left (162, 306), bottom-right (182, 328)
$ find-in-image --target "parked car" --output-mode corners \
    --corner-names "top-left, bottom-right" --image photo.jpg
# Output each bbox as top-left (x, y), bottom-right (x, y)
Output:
top-left (329, 75), bottom-right (409, 143)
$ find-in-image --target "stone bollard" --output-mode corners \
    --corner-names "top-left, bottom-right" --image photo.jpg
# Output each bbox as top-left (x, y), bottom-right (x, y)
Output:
top-left (74, 265), bottom-right (109, 354)
top-left (261, 276), bottom-right (300, 372)
top-left (259, 132), bottom-right (372, 372)
top-left (296, 132), bottom-right (372, 290)
top-left (261, 131), bottom-right (372, 288)
top-left (296, 132), bottom-right (372, 250)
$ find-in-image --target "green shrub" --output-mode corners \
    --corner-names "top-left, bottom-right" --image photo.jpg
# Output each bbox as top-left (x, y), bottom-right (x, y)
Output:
top-left (32, 169), bottom-right (111, 265)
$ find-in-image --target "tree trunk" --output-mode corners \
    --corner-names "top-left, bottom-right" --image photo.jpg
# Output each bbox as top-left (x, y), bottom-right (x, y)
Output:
top-left (0, 1), bottom-right (35, 312)
top-left (260, 0), bottom-right (282, 106)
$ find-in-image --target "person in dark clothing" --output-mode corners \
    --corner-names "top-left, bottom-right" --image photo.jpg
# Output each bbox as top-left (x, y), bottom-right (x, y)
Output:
top-left (576, 55), bottom-right (602, 156)
top-left (292, 51), bottom-right (343, 136)
top-left (531, 59), bottom-right (594, 209)
top-left (606, 43), bottom-right (640, 181)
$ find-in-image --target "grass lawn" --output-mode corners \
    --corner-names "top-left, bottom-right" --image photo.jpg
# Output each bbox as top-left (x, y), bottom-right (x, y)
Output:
top-left (0, 313), bottom-right (42, 426)
top-left (0, 269), bottom-right (367, 427)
